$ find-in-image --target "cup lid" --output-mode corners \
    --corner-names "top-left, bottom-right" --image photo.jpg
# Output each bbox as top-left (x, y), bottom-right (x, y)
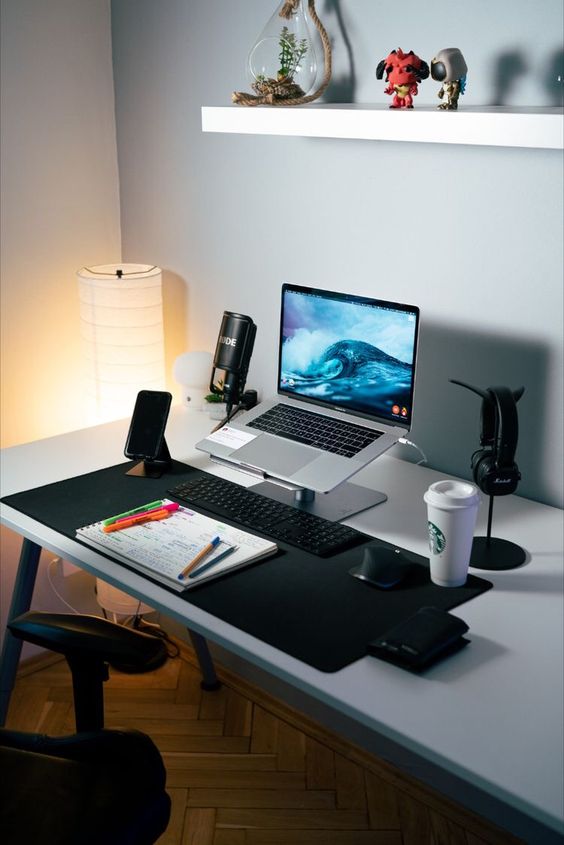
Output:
top-left (424, 479), bottom-right (480, 507)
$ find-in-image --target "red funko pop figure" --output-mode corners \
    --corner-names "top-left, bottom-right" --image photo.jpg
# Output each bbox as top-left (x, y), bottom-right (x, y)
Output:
top-left (376, 48), bottom-right (430, 109)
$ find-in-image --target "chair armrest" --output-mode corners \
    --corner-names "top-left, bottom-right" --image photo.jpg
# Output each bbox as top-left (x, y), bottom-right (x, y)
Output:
top-left (8, 611), bottom-right (166, 672)
top-left (0, 728), bottom-right (171, 844)
top-left (0, 726), bottom-right (166, 785)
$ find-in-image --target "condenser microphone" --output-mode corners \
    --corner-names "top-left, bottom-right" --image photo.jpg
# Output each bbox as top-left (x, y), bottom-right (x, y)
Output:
top-left (209, 311), bottom-right (257, 417)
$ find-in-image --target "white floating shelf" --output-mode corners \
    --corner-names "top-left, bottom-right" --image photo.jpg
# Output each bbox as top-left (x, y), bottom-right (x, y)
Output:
top-left (202, 103), bottom-right (563, 150)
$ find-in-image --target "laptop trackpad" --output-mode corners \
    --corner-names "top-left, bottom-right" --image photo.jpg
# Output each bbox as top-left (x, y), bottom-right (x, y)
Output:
top-left (234, 435), bottom-right (316, 476)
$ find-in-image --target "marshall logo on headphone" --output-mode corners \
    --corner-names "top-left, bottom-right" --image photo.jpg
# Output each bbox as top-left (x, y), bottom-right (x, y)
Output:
top-left (450, 379), bottom-right (524, 496)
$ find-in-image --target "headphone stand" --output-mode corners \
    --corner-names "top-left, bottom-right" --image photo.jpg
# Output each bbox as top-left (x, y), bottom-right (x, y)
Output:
top-left (470, 494), bottom-right (526, 570)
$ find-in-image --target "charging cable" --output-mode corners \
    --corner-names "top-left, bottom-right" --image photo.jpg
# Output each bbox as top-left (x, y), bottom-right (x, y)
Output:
top-left (398, 437), bottom-right (428, 466)
top-left (47, 558), bottom-right (83, 614)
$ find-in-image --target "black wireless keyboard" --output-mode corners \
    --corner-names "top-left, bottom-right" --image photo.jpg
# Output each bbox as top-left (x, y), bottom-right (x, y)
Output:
top-left (168, 476), bottom-right (368, 558)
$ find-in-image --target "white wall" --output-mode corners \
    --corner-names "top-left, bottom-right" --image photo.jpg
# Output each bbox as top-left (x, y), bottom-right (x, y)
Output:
top-left (111, 0), bottom-right (563, 507)
top-left (0, 0), bottom-right (121, 447)
top-left (0, 0), bottom-right (121, 654)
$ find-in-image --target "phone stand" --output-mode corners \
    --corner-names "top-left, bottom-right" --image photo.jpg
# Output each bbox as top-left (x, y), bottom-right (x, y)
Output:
top-left (470, 494), bottom-right (526, 570)
top-left (126, 439), bottom-right (172, 479)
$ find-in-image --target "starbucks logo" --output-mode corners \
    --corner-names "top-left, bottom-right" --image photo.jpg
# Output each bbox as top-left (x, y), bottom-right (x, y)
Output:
top-left (428, 521), bottom-right (446, 555)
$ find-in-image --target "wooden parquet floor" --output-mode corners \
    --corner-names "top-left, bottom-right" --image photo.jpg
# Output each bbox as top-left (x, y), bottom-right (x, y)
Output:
top-left (6, 643), bottom-right (522, 845)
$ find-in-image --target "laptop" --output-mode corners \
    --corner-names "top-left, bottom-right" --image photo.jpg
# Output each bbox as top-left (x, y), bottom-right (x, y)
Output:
top-left (196, 283), bottom-right (420, 493)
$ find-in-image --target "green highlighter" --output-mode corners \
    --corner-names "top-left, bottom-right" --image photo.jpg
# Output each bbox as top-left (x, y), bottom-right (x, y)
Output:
top-left (102, 500), bottom-right (164, 527)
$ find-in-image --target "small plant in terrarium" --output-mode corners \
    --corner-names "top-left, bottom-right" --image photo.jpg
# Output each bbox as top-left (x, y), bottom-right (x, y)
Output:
top-left (250, 26), bottom-right (310, 101)
top-left (278, 26), bottom-right (308, 80)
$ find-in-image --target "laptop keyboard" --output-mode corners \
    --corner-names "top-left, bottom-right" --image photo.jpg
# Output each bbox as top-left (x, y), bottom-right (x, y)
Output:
top-left (246, 404), bottom-right (382, 458)
top-left (168, 476), bottom-right (368, 558)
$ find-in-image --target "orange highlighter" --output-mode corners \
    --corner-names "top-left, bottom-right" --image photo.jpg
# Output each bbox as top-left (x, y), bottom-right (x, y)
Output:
top-left (103, 508), bottom-right (171, 533)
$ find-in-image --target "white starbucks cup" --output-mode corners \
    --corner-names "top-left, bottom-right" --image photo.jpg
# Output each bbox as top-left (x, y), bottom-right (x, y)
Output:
top-left (423, 480), bottom-right (481, 587)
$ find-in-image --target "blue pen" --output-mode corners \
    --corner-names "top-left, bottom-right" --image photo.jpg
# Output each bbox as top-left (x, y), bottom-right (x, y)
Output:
top-left (179, 536), bottom-right (221, 579)
top-left (189, 544), bottom-right (237, 579)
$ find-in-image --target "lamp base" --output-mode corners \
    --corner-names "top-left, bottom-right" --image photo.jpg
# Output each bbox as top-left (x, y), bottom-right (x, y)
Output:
top-left (470, 536), bottom-right (527, 571)
top-left (95, 579), bottom-right (153, 617)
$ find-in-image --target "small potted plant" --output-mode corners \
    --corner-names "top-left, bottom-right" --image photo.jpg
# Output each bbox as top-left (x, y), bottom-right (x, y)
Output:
top-left (204, 381), bottom-right (227, 420)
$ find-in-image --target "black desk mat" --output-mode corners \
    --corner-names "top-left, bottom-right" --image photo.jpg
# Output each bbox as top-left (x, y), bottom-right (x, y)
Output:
top-left (2, 461), bottom-right (492, 672)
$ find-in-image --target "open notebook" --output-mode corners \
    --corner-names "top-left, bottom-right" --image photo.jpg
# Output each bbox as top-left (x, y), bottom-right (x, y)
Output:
top-left (76, 500), bottom-right (277, 592)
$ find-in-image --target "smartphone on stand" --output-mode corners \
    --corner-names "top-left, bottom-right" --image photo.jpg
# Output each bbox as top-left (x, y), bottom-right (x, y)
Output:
top-left (124, 390), bottom-right (172, 477)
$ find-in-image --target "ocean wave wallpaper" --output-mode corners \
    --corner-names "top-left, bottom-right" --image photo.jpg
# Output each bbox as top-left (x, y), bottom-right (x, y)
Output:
top-left (279, 289), bottom-right (417, 422)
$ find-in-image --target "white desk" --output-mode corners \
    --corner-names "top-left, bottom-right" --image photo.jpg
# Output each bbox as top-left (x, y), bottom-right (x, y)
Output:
top-left (1, 406), bottom-right (563, 842)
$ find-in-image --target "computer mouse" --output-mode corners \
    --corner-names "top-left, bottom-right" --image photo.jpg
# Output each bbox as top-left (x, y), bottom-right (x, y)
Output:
top-left (349, 545), bottom-right (415, 590)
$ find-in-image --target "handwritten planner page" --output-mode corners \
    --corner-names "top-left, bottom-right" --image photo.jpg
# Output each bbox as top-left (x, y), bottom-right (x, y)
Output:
top-left (77, 501), bottom-right (277, 592)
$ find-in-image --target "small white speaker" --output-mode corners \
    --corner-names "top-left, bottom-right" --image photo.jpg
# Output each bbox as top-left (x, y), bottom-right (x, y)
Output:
top-left (173, 351), bottom-right (213, 409)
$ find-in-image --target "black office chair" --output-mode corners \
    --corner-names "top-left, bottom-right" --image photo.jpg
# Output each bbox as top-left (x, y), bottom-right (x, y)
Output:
top-left (0, 611), bottom-right (171, 845)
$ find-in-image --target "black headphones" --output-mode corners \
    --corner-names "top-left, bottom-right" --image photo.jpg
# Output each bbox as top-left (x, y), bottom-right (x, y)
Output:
top-left (450, 380), bottom-right (524, 496)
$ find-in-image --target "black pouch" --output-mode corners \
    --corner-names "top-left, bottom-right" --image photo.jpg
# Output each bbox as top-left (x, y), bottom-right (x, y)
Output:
top-left (367, 606), bottom-right (470, 672)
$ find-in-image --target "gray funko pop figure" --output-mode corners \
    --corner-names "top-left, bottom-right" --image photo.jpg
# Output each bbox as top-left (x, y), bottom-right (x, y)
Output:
top-left (431, 48), bottom-right (468, 110)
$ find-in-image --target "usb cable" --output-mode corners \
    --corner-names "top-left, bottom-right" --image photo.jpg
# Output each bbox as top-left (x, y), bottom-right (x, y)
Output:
top-left (398, 437), bottom-right (428, 466)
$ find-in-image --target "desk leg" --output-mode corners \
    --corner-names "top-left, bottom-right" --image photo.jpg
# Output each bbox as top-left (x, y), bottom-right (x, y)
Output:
top-left (187, 629), bottom-right (221, 691)
top-left (0, 539), bottom-right (42, 726)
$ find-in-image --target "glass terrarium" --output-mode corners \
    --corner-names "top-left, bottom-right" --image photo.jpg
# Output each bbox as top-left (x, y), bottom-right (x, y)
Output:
top-left (247, 0), bottom-right (318, 102)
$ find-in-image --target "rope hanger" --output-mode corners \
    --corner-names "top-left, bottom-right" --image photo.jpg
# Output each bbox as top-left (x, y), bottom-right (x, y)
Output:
top-left (232, 0), bottom-right (332, 106)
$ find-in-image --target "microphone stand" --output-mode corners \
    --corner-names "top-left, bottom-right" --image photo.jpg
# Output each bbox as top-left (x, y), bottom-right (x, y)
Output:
top-left (210, 402), bottom-right (239, 433)
top-left (470, 493), bottom-right (526, 570)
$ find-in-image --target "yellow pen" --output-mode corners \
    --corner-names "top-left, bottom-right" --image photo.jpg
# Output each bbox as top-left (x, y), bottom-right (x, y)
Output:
top-left (178, 536), bottom-right (221, 579)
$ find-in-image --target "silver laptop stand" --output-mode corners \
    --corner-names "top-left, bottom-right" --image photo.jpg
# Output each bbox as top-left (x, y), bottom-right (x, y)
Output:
top-left (251, 480), bottom-right (387, 521)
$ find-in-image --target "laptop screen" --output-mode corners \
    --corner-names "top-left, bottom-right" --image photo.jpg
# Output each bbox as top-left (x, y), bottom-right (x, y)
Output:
top-left (278, 284), bottom-right (419, 427)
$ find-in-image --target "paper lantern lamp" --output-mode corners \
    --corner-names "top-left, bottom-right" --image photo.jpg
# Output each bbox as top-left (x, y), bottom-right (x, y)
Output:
top-left (77, 263), bottom-right (166, 425)
top-left (77, 262), bottom-right (165, 618)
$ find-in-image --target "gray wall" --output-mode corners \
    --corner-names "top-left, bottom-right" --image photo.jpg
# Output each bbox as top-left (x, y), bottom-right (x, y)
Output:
top-left (114, 0), bottom-right (562, 508)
